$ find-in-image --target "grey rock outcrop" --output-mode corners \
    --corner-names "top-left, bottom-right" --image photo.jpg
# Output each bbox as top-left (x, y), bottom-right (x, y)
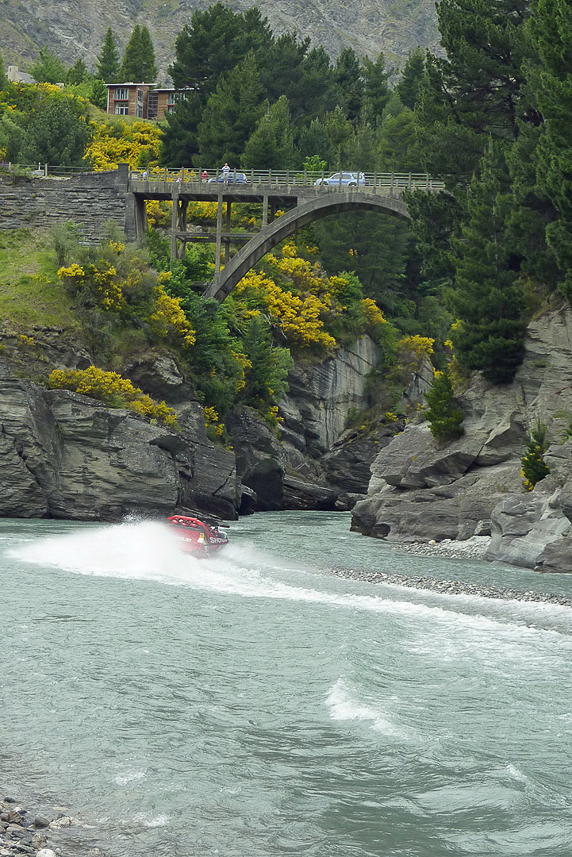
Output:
top-left (225, 336), bottom-right (390, 512)
top-left (0, 373), bottom-right (240, 521)
top-left (280, 335), bottom-right (380, 454)
top-left (351, 302), bottom-right (572, 572)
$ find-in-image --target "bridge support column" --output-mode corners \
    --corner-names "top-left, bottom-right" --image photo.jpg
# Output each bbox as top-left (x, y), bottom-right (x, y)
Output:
top-left (170, 193), bottom-right (179, 260)
top-left (262, 195), bottom-right (268, 227)
top-left (215, 193), bottom-right (223, 273)
top-left (224, 200), bottom-right (231, 264)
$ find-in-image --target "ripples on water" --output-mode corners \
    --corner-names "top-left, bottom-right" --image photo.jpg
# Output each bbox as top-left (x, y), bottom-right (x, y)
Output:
top-left (2, 513), bottom-right (572, 857)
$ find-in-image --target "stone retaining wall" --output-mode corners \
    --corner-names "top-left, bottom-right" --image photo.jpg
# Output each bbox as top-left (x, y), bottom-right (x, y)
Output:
top-left (0, 166), bottom-right (135, 241)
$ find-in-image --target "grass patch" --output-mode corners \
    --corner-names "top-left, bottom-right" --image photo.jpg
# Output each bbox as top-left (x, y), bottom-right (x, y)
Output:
top-left (0, 229), bottom-right (81, 330)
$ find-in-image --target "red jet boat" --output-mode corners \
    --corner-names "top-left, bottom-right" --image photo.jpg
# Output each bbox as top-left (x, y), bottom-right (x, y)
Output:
top-left (167, 515), bottom-right (229, 557)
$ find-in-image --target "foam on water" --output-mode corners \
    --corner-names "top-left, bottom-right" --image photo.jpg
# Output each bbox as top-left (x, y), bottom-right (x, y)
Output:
top-left (9, 521), bottom-right (572, 652)
top-left (326, 677), bottom-right (415, 739)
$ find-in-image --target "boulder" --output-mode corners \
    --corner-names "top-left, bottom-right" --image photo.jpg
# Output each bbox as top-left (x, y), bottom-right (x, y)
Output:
top-left (351, 303), bottom-right (572, 569)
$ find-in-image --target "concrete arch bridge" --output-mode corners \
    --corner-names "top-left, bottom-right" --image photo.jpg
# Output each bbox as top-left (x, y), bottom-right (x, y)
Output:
top-left (128, 169), bottom-right (445, 301)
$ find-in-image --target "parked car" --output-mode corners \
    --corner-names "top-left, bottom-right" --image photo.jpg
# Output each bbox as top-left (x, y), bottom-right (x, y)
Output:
top-left (314, 171), bottom-right (367, 187)
top-left (208, 171), bottom-right (248, 184)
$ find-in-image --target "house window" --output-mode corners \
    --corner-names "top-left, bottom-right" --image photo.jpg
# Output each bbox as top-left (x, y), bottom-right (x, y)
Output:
top-left (114, 104), bottom-right (129, 115)
top-left (147, 92), bottom-right (158, 120)
top-left (167, 92), bottom-right (177, 105)
top-left (136, 89), bottom-right (144, 118)
top-left (114, 87), bottom-right (129, 100)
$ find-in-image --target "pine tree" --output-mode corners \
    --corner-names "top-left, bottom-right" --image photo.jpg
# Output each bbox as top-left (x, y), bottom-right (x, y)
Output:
top-left (138, 27), bottom-right (157, 82)
top-left (161, 90), bottom-right (204, 166)
top-left (415, 0), bottom-right (531, 185)
top-left (334, 47), bottom-right (363, 123)
top-left (396, 48), bottom-right (425, 110)
top-left (361, 53), bottom-right (391, 123)
top-left (425, 369), bottom-right (464, 442)
top-left (120, 25), bottom-right (144, 81)
top-left (449, 141), bottom-right (526, 384)
top-left (529, 0), bottom-right (572, 300)
top-left (521, 422), bottom-right (550, 490)
top-left (96, 28), bottom-right (120, 83)
top-left (66, 58), bottom-right (88, 85)
top-left (197, 52), bottom-right (265, 166)
top-left (242, 96), bottom-right (296, 169)
top-left (169, 4), bottom-right (259, 99)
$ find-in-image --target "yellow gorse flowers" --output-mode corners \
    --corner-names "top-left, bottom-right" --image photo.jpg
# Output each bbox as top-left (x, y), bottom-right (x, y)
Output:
top-left (49, 367), bottom-right (178, 427)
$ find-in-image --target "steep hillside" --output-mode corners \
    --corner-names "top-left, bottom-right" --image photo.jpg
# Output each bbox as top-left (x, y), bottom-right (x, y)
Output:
top-left (1, 0), bottom-right (439, 78)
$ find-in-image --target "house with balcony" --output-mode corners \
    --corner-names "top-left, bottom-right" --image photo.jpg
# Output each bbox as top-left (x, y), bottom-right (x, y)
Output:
top-left (105, 83), bottom-right (188, 120)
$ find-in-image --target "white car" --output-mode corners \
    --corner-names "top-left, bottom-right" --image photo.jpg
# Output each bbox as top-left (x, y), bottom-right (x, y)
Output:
top-left (314, 171), bottom-right (367, 187)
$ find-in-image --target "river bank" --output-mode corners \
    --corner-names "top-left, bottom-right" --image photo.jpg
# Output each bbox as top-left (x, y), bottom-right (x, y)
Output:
top-left (0, 795), bottom-right (104, 857)
top-left (330, 535), bottom-right (572, 607)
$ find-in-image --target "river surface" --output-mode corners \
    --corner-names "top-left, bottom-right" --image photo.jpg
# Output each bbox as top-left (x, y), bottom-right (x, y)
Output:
top-left (2, 511), bottom-right (572, 856)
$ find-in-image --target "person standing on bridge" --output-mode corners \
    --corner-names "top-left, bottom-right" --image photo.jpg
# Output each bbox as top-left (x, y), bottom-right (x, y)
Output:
top-left (222, 162), bottom-right (230, 181)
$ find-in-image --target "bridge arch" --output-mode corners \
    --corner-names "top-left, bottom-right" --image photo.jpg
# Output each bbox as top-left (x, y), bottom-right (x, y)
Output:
top-left (203, 191), bottom-right (410, 301)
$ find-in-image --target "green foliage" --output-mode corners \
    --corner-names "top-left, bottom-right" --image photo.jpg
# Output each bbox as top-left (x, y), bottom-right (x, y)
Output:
top-left (30, 48), bottom-right (67, 84)
top-left (425, 368), bottom-right (464, 442)
top-left (0, 50), bottom-right (7, 91)
top-left (521, 421), bottom-right (550, 490)
top-left (449, 142), bottom-right (526, 384)
top-left (97, 28), bottom-right (121, 83)
top-left (239, 313), bottom-right (293, 409)
top-left (66, 58), bottom-right (88, 86)
top-left (197, 52), bottom-right (265, 166)
top-left (242, 96), bottom-right (296, 169)
top-left (19, 96), bottom-right (91, 167)
top-left (396, 48), bottom-right (425, 110)
top-left (52, 221), bottom-right (81, 267)
top-left (335, 47), bottom-right (363, 123)
top-left (160, 90), bottom-right (203, 166)
top-left (120, 25), bottom-right (157, 82)
top-left (529, 0), bottom-right (572, 300)
top-left (361, 52), bottom-right (391, 123)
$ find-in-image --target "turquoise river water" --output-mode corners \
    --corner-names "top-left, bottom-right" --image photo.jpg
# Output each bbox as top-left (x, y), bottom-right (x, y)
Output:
top-left (2, 511), bottom-right (572, 856)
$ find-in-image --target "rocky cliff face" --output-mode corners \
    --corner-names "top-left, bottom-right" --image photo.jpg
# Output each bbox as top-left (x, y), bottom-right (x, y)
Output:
top-left (2, 0), bottom-right (439, 76)
top-left (351, 301), bottom-right (572, 572)
top-left (0, 331), bottom-right (388, 521)
top-left (0, 370), bottom-right (241, 521)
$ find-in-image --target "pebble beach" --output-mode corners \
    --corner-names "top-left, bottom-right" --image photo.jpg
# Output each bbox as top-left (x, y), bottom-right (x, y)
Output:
top-left (332, 536), bottom-right (572, 608)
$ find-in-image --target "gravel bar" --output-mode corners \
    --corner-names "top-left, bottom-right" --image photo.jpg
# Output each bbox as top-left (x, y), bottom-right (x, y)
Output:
top-left (331, 566), bottom-right (572, 606)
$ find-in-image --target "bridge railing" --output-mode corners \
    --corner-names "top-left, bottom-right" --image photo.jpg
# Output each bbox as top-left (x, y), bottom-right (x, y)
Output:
top-left (129, 167), bottom-right (445, 191)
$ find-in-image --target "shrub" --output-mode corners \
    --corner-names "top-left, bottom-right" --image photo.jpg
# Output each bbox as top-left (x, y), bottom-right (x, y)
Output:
top-left (425, 368), bottom-right (464, 442)
top-left (521, 422), bottom-right (550, 491)
top-left (48, 366), bottom-right (178, 427)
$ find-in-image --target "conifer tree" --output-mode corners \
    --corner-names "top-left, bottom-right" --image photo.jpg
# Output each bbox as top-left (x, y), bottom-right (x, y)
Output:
top-left (97, 28), bottom-right (120, 82)
top-left (334, 47), bottom-right (363, 123)
top-left (169, 4), bottom-right (260, 98)
top-left (120, 25), bottom-right (155, 82)
top-left (197, 52), bottom-right (265, 166)
top-left (161, 91), bottom-right (203, 166)
top-left (425, 368), bottom-right (464, 442)
top-left (529, 0), bottom-right (572, 300)
top-left (66, 58), bottom-right (88, 85)
top-left (396, 48), bottom-right (425, 109)
top-left (361, 53), bottom-right (391, 123)
top-left (449, 141), bottom-right (526, 384)
top-left (415, 0), bottom-right (530, 185)
top-left (521, 422), bottom-right (550, 490)
top-left (139, 27), bottom-right (157, 81)
top-left (242, 96), bottom-right (296, 169)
